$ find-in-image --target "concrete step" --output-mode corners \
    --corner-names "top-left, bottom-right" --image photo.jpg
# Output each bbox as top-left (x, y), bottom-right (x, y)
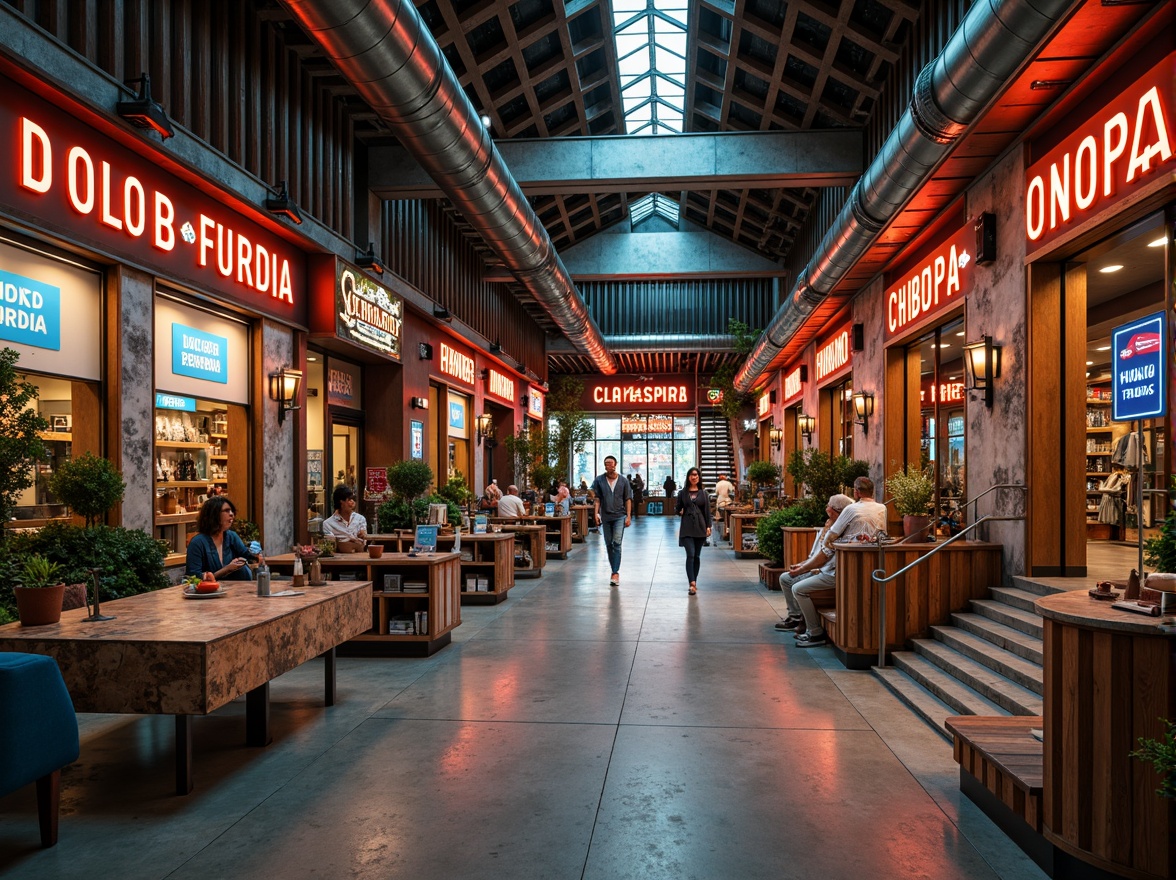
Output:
top-left (969, 598), bottom-right (1043, 639)
top-left (989, 586), bottom-right (1045, 614)
top-left (950, 612), bottom-right (1044, 665)
top-left (872, 666), bottom-right (955, 742)
top-left (929, 625), bottom-right (1043, 694)
top-left (890, 651), bottom-right (1011, 718)
top-left (916, 637), bottom-right (1043, 714)
top-left (1011, 575), bottom-right (1070, 597)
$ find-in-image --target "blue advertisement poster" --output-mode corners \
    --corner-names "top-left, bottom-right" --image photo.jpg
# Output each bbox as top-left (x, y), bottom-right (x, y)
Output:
top-left (172, 323), bottom-right (229, 384)
top-left (0, 268), bottom-right (61, 350)
top-left (1111, 310), bottom-right (1167, 422)
top-left (449, 400), bottom-right (465, 431)
top-left (154, 392), bottom-right (196, 411)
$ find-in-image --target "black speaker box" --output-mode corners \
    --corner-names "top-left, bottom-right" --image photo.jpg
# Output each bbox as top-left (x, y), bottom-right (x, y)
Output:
top-left (975, 212), bottom-right (996, 265)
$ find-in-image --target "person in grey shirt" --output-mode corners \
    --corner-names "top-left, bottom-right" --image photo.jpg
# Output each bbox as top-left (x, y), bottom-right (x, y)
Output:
top-left (591, 455), bottom-right (632, 586)
top-left (497, 485), bottom-right (527, 518)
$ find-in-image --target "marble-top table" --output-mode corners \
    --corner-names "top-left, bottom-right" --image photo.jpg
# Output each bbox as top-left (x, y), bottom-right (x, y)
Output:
top-left (0, 580), bottom-right (372, 794)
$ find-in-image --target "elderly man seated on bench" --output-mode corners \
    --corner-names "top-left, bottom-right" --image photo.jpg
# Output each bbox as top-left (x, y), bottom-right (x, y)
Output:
top-left (777, 476), bottom-right (889, 647)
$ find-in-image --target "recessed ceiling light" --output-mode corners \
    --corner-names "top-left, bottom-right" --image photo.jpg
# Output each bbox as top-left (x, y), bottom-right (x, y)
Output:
top-left (1086, 360), bottom-right (1093, 366)
top-left (939, 343), bottom-right (950, 349)
top-left (1099, 264), bottom-right (1123, 273)
top-left (1096, 345), bottom-right (1111, 351)
top-left (1147, 236), bottom-right (1167, 248)
top-left (955, 331), bottom-right (965, 337)
top-left (1085, 371), bottom-right (1090, 377)
top-left (307, 355), bottom-right (318, 362)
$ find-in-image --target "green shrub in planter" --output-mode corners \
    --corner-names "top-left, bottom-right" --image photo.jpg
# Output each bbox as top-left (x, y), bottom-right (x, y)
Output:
top-left (47, 452), bottom-right (126, 527)
top-left (746, 459), bottom-right (782, 491)
top-left (4, 523), bottom-right (168, 614)
top-left (778, 501), bottom-right (826, 528)
top-left (385, 460), bottom-right (434, 501)
top-left (754, 508), bottom-right (792, 565)
top-left (377, 498), bottom-right (420, 532)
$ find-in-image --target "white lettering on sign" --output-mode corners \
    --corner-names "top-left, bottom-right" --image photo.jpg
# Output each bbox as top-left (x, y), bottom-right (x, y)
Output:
top-left (920, 382), bottom-right (965, 405)
top-left (1025, 58), bottom-right (1173, 246)
top-left (885, 228), bottom-right (972, 337)
top-left (488, 369), bottom-right (515, 402)
top-left (439, 342), bottom-right (475, 385)
top-left (592, 384), bottom-right (690, 405)
top-left (757, 393), bottom-right (771, 417)
top-left (179, 332), bottom-right (222, 375)
top-left (816, 329), bottom-right (850, 382)
top-left (784, 367), bottom-right (802, 401)
top-left (18, 115), bottom-right (295, 304)
top-left (329, 368), bottom-right (353, 400)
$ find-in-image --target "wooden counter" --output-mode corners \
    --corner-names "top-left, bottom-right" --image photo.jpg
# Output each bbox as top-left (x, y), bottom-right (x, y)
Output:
top-left (491, 514), bottom-right (572, 558)
top-left (498, 523), bottom-right (546, 578)
top-left (369, 532), bottom-right (516, 604)
top-left (1036, 591), bottom-right (1174, 880)
top-left (570, 504), bottom-right (592, 542)
top-left (0, 580), bottom-right (371, 793)
top-left (267, 552), bottom-right (461, 656)
top-left (730, 513), bottom-right (767, 558)
top-left (831, 541), bottom-right (1003, 669)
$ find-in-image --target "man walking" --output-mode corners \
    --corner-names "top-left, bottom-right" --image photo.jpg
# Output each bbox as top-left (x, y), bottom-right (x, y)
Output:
top-left (714, 473), bottom-right (735, 541)
top-left (592, 455), bottom-right (632, 586)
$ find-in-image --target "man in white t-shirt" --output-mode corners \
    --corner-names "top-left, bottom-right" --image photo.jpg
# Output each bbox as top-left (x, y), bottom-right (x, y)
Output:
top-left (713, 473), bottom-right (735, 541)
top-left (790, 477), bottom-right (888, 648)
top-left (496, 485), bottom-right (527, 518)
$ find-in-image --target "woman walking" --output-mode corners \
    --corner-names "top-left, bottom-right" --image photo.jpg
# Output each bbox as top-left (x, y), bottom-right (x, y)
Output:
top-left (675, 467), bottom-right (711, 596)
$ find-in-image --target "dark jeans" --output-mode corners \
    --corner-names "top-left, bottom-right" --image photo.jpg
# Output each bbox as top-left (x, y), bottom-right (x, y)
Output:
top-left (601, 517), bottom-right (626, 574)
top-left (682, 536), bottom-right (705, 583)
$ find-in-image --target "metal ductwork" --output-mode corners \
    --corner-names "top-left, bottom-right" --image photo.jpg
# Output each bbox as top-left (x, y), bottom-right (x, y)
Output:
top-left (278, 0), bottom-right (615, 375)
top-left (734, 0), bottom-right (1076, 392)
top-left (551, 334), bottom-right (739, 353)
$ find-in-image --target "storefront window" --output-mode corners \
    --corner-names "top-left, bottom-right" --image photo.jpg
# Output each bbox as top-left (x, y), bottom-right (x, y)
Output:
top-left (574, 415), bottom-right (698, 488)
top-left (908, 316), bottom-right (966, 533)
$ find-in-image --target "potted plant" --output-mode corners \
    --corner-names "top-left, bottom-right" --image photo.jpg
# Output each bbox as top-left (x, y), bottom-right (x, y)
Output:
top-left (778, 500), bottom-right (827, 569)
top-left (754, 507), bottom-right (791, 586)
top-left (886, 463), bottom-right (935, 539)
top-left (13, 554), bottom-right (65, 626)
top-left (746, 460), bottom-right (782, 497)
top-left (47, 452), bottom-right (127, 527)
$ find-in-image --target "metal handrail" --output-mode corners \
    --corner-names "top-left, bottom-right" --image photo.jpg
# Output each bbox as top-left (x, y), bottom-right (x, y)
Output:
top-left (867, 481), bottom-right (1027, 669)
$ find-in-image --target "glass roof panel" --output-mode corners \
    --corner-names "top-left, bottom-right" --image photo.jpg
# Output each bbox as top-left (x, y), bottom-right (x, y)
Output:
top-left (612, 0), bottom-right (692, 135)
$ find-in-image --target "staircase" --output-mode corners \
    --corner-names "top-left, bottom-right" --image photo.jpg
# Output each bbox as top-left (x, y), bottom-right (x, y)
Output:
top-left (698, 410), bottom-right (735, 490)
top-left (873, 576), bottom-right (1067, 740)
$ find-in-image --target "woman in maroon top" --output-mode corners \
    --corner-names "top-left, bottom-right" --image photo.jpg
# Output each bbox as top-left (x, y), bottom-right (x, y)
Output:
top-left (675, 467), bottom-right (712, 596)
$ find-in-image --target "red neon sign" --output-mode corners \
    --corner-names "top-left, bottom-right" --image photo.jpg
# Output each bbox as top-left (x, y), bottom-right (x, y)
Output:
top-left (815, 325), bottom-right (851, 383)
top-left (0, 75), bottom-right (305, 325)
top-left (486, 368), bottom-right (516, 404)
top-left (580, 376), bottom-right (694, 411)
top-left (783, 365), bottom-right (803, 403)
top-left (884, 225), bottom-right (974, 339)
top-left (1025, 52), bottom-right (1173, 255)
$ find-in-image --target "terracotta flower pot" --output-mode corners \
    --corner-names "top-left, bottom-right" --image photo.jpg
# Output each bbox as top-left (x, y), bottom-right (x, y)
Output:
top-left (14, 583), bottom-right (67, 626)
top-left (903, 514), bottom-right (932, 541)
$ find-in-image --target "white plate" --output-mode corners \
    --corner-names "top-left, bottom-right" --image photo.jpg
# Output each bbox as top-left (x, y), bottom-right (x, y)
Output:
top-left (183, 588), bottom-right (227, 599)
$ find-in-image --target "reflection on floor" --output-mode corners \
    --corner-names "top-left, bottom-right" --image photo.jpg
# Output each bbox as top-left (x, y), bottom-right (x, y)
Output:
top-left (1, 517), bottom-right (1048, 879)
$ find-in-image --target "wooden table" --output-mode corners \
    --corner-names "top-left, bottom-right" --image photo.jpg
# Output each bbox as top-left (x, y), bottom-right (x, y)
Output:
top-left (1036, 591), bottom-right (1174, 880)
top-left (268, 552), bottom-right (461, 655)
top-left (0, 580), bottom-right (371, 794)
top-left (492, 515), bottom-right (573, 558)
top-left (570, 504), bottom-right (592, 542)
top-left (730, 513), bottom-right (766, 557)
top-left (369, 532), bottom-right (516, 604)
top-left (498, 523), bottom-right (546, 578)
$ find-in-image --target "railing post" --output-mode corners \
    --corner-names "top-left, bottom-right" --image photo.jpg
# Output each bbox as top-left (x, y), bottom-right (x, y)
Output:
top-left (876, 529), bottom-right (888, 668)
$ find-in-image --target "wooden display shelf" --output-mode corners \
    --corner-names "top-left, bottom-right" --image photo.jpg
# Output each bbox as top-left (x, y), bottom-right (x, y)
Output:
top-left (38, 431), bottom-right (72, 442)
top-left (209, 454), bottom-right (229, 460)
top-left (157, 480), bottom-right (207, 487)
top-left (491, 515), bottom-right (572, 558)
top-left (267, 552), bottom-right (461, 655)
top-left (497, 523), bottom-right (546, 578)
top-left (155, 440), bottom-right (211, 449)
top-left (155, 512), bottom-right (198, 524)
top-left (730, 513), bottom-right (767, 558)
top-left (369, 531), bottom-right (515, 605)
top-left (163, 552), bottom-right (186, 567)
top-left (1085, 398), bottom-right (1111, 405)
top-left (570, 504), bottom-right (591, 542)
top-left (1085, 427), bottom-right (1113, 432)
top-left (209, 432), bottom-right (228, 439)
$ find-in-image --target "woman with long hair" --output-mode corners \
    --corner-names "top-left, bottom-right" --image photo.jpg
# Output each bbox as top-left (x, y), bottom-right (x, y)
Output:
top-left (675, 467), bottom-right (711, 596)
top-left (186, 495), bottom-right (255, 581)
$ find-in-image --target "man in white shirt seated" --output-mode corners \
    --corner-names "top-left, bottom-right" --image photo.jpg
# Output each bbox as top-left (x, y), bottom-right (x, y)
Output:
top-left (321, 485), bottom-right (368, 553)
top-left (496, 485), bottom-right (527, 518)
top-left (788, 477), bottom-right (888, 648)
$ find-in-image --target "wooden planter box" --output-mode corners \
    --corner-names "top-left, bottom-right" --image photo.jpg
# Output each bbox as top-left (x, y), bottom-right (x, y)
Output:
top-left (783, 527), bottom-right (819, 567)
top-left (759, 563), bottom-right (786, 590)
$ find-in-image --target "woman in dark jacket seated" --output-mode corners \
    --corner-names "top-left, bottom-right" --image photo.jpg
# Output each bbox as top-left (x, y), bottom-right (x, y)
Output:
top-left (186, 496), bottom-right (255, 581)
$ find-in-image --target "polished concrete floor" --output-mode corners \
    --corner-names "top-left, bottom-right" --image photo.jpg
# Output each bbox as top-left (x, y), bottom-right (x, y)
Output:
top-left (1, 516), bottom-right (1053, 880)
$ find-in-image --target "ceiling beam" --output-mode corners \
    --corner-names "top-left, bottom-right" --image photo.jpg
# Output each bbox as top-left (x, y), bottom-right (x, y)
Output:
top-left (368, 129), bottom-right (862, 198)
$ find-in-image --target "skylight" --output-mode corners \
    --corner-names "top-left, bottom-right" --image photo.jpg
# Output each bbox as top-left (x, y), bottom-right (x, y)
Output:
top-left (612, 0), bottom-right (688, 135)
top-left (629, 193), bottom-right (680, 228)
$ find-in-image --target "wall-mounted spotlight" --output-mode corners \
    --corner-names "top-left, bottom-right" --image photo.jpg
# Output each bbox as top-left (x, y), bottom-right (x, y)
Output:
top-left (116, 74), bottom-right (174, 139)
top-left (268, 366), bottom-right (303, 424)
top-left (264, 180), bottom-right (303, 225)
top-left (410, 397), bottom-right (429, 410)
top-left (520, 394), bottom-right (529, 410)
top-left (797, 412), bottom-right (815, 444)
top-left (418, 342), bottom-right (433, 360)
top-left (356, 242), bottom-right (384, 275)
top-left (433, 304), bottom-right (452, 322)
top-left (768, 426), bottom-right (783, 450)
top-left (475, 412), bottom-right (494, 446)
top-left (852, 391), bottom-right (874, 435)
top-left (489, 340), bottom-right (501, 353)
top-left (963, 335), bottom-right (1003, 408)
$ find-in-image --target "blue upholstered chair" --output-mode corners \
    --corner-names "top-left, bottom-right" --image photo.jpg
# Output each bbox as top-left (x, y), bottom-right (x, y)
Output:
top-left (0, 652), bottom-right (80, 847)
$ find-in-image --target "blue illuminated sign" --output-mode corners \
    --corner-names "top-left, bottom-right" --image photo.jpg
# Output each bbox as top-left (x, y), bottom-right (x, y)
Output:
top-left (1111, 310), bottom-right (1166, 422)
top-left (154, 392), bottom-right (196, 411)
top-left (449, 401), bottom-right (465, 430)
top-left (0, 269), bottom-right (61, 350)
top-left (172, 323), bottom-right (228, 385)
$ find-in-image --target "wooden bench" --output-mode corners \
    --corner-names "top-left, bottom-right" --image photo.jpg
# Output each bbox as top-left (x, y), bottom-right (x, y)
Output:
top-left (946, 715), bottom-right (1049, 873)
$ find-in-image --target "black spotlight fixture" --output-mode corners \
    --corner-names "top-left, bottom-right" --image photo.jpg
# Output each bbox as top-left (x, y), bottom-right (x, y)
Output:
top-left (356, 242), bottom-right (384, 275)
top-left (433, 304), bottom-right (452, 322)
top-left (116, 74), bottom-right (175, 139)
top-left (489, 340), bottom-right (501, 353)
top-left (264, 181), bottom-right (303, 225)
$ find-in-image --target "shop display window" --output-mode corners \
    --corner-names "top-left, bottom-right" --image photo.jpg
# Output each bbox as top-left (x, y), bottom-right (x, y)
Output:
top-left (572, 415), bottom-right (699, 489)
top-left (153, 397), bottom-right (248, 565)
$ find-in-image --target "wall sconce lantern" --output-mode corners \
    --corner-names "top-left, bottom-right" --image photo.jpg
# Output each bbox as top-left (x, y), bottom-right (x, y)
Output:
top-left (264, 180), bottom-right (303, 225)
top-left (963, 335), bottom-right (1003, 408)
top-left (768, 426), bottom-right (783, 450)
top-left (797, 412), bottom-right (816, 444)
top-left (852, 390), bottom-right (874, 435)
top-left (475, 413), bottom-right (494, 446)
top-left (268, 366), bottom-right (303, 424)
top-left (410, 397), bottom-right (429, 410)
top-left (116, 74), bottom-right (174, 139)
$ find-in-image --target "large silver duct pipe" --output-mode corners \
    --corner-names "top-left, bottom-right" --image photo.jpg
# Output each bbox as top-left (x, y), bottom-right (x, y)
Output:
top-left (550, 334), bottom-right (739, 352)
top-left (735, 0), bottom-right (1075, 392)
top-left (279, 0), bottom-right (615, 375)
